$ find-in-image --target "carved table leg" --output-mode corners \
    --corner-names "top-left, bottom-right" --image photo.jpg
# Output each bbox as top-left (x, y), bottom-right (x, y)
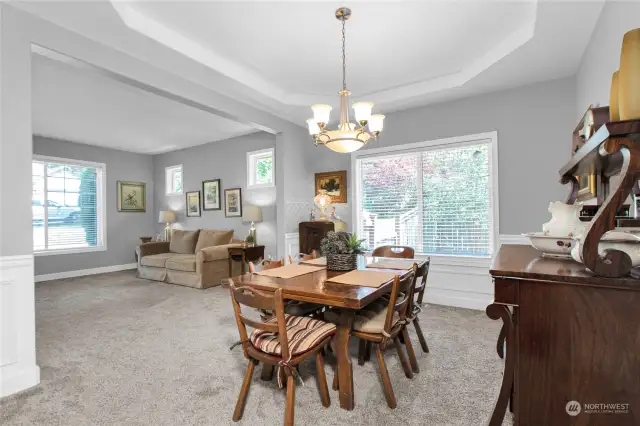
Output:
top-left (486, 303), bottom-right (515, 426)
top-left (496, 324), bottom-right (506, 359)
top-left (335, 308), bottom-right (356, 410)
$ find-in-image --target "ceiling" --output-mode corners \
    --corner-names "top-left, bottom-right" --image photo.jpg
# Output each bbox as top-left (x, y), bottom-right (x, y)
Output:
top-left (32, 54), bottom-right (256, 154)
top-left (15, 0), bottom-right (607, 140)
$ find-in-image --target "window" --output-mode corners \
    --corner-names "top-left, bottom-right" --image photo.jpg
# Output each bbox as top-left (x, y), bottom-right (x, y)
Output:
top-left (32, 156), bottom-right (106, 255)
top-left (247, 148), bottom-right (274, 189)
top-left (165, 164), bottom-right (183, 195)
top-left (353, 132), bottom-right (498, 257)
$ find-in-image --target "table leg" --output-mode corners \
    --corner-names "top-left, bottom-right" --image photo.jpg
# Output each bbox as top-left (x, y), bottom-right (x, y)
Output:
top-left (335, 308), bottom-right (355, 410)
top-left (486, 303), bottom-right (516, 426)
top-left (241, 252), bottom-right (246, 275)
top-left (228, 256), bottom-right (232, 277)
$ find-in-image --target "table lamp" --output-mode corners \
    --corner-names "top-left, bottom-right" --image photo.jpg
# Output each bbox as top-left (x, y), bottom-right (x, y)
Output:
top-left (242, 205), bottom-right (263, 245)
top-left (158, 210), bottom-right (176, 241)
top-left (314, 190), bottom-right (331, 220)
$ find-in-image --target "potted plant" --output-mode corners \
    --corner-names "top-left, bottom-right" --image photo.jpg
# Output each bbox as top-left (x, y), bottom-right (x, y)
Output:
top-left (320, 231), bottom-right (366, 271)
top-left (245, 234), bottom-right (256, 247)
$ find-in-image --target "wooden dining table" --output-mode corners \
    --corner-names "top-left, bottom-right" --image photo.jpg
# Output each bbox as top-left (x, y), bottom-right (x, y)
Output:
top-left (228, 255), bottom-right (428, 411)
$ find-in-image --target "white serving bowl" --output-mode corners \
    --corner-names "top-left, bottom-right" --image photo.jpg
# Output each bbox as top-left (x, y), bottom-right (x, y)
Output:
top-left (571, 230), bottom-right (640, 267)
top-left (522, 232), bottom-right (575, 259)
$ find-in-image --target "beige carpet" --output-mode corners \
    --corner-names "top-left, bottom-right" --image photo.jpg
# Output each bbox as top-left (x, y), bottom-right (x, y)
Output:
top-left (0, 271), bottom-right (512, 425)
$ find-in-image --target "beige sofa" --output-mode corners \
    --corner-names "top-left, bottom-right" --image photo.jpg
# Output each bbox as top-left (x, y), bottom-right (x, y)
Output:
top-left (137, 229), bottom-right (243, 289)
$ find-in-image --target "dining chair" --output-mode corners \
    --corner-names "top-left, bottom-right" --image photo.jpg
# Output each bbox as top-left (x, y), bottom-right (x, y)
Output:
top-left (409, 260), bottom-right (431, 354)
top-left (229, 282), bottom-right (335, 425)
top-left (288, 250), bottom-right (319, 265)
top-left (372, 245), bottom-right (415, 259)
top-left (248, 258), bottom-right (285, 273)
top-left (329, 266), bottom-right (418, 409)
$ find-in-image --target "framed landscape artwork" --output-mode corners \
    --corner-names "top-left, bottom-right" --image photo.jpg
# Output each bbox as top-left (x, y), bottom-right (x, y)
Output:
top-left (186, 191), bottom-right (201, 217)
top-left (202, 179), bottom-right (221, 210)
top-left (117, 181), bottom-right (146, 212)
top-left (224, 188), bottom-right (243, 217)
top-left (315, 170), bottom-right (347, 203)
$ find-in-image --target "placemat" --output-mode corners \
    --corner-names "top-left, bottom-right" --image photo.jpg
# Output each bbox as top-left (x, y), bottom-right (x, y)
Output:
top-left (256, 264), bottom-right (325, 279)
top-left (366, 259), bottom-right (417, 270)
top-left (300, 257), bottom-right (327, 266)
top-left (326, 270), bottom-right (398, 288)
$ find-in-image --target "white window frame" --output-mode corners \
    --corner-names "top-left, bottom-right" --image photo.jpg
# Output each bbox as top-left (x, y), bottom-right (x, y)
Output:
top-left (247, 148), bottom-right (275, 189)
top-left (351, 131), bottom-right (499, 262)
top-left (165, 164), bottom-right (183, 196)
top-left (33, 155), bottom-right (107, 257)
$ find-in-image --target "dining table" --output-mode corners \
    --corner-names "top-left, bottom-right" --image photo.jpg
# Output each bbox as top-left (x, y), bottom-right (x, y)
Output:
top-left (227, 254), bottom-right (429, 411)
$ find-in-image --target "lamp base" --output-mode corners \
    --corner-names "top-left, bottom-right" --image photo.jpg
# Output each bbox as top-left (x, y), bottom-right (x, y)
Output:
top-left (164, 224), bottom-right (172, 242)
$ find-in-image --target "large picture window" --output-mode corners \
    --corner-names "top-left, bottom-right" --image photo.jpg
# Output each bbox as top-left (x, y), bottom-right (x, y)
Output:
top-left (353, 132), bottom-right (498, 258)
top-left (32, 156), bottom-right (106, 255)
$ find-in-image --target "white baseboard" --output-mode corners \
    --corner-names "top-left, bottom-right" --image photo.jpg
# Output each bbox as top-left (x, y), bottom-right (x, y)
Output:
top-left (35, 263), bottom-right (137, 283)
top-left (1, 254), bottom-right (40, 398)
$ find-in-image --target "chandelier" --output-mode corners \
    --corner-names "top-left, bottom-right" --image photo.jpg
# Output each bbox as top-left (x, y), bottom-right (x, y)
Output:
top-left (306, 7), bottom-right (384, 153)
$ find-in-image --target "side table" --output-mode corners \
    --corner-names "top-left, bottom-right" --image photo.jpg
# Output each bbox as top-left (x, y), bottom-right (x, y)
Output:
top-left (228, 245), bottom-right (265, 276)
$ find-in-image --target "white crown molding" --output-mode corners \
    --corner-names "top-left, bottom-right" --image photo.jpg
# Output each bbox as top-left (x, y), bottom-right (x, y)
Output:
top-left (35, 263), bottom-right (137, 283)
top-left (110, 1), bottom-right (538, 108)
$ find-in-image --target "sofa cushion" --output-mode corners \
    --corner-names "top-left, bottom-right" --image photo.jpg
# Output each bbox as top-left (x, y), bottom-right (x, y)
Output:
top-left (140, 253), bottom-right (176, 268)
top-left (170, 230), bottom-right (200, 254)
top-left (195, 229), bottom-right (234, 252)
top-left (166, 254), bottom-right (197, 272)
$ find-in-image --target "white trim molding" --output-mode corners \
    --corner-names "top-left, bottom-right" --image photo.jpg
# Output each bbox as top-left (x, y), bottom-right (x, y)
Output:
top-left (0, 255), bottom-right (40, 398)
top-left (284, 233), bottom-right (300, 260)
top-left (499, 234), bottom-right (529, 246)
top-left (35, 263), bottom-right (137, 283)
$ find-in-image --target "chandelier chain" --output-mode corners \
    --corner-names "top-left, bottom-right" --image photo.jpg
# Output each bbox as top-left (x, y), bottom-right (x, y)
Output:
top-left (341, 18), bottom-right (346, 91)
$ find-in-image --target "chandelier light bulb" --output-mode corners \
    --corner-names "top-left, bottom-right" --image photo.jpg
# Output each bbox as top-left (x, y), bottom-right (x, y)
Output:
top-left (352, 102), bottom-right (374, 124)
top-left (368, 114), bottom-right (385, 133)
top-left (311, 104), bottom-right (332, 125)
top-left (306, 119), bottom-right (320, 136)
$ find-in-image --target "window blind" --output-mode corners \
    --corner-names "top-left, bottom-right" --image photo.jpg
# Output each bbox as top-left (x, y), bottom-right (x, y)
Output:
top-left (357, 141), bottom-right (493, 257)
top-left (32, 158), bottom-right (104, 253)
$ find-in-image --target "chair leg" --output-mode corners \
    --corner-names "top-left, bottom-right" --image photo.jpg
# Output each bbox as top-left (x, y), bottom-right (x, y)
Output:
top-left (332, 370), bottom-right (339, 391)
top-left (401, 327), bottom-right (420, 374)
top-left (413, 317), bottom-right (430, 354)
top-left (261, 364), bottom-right (275, 381)
top-left (364, 341), bottom-right (372, 362)
top-left (375, 344), bottom-right (397, 409)
top-left (233, 360), bottom-right (256, 422)
top-left (393, 336), bottom-right (413, 379)
top-left (285, 374), bottom-right (296, 426)
top-left (315, 351), bottom-right (331, 407)
top-left (357, 339), bottom-right (367, 366)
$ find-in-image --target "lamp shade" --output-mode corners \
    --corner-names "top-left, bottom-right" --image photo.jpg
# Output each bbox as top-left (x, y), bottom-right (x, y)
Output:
top-left (158, 210), bottom-right (176, 223)
top-left (242, 205), bottom-right (263, 223)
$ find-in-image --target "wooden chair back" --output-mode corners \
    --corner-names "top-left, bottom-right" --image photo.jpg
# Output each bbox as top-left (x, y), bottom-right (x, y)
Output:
top-left (381, 264), bottom-right (417, 342)
top-left (372, 245), bottom-right (415, 259)
top-left (248, 257), bottom-right (285, 273)
top-left (288, 250), bottom-right (319, 264)
top-left (414, 259), bottom-right (430, 304)
top-left (229, 281), bottom-right (291, 360)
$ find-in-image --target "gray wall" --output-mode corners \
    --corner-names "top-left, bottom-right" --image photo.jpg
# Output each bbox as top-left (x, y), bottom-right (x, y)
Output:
top-left (33, 136), bottom-right (155, 275)
top-left (303, 77), bottom-right (577, 235)
top-left (575, 1), bottom-right (640, 119)
top-left (153, 132), bottom-right (278, 257)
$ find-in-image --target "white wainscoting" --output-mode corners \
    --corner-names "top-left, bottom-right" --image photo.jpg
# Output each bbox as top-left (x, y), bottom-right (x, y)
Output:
top-left (0, 255), bottom-right (40, 398)
top-left (284, 233), bottom-right (300, 260)
top-left (34, 263), bottom-right (137, 283)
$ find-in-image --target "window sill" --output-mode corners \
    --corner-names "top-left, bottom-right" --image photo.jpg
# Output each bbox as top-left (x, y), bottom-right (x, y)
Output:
top-left (165, 191), bottom-right (183, 196)
top-left (34, 246), bottom-right (107, 257)
top-left (247, 183), bottom-right (275, 190)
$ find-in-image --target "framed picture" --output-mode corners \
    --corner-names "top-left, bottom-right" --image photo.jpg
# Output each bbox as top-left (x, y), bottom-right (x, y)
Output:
top-left (202, 179), bottom-right (221, 211)
top-left (186, 191), bottom-right (201, 217)
top-left (224, 188), bottom-right (243, 217)
top-left (117, 181), bottom-right (146, 212)
top-left (315, 170), bottom-right (347, 203)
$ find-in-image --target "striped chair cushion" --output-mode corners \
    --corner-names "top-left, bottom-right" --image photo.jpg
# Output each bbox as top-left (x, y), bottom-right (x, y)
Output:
top-left (250, 315), bottom-right (336, 356)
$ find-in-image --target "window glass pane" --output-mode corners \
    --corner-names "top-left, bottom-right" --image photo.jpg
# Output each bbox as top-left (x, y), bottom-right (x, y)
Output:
top-left (173, 170), bottom-right (182, 193)
top-left (34, 160), bottom-right (100, 251)
top-left (255, 156), bottom-right (273, 184)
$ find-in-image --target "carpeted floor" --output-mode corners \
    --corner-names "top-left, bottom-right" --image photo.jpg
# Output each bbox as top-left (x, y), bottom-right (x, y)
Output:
top-left (1, 271), bottom-right (512, 425)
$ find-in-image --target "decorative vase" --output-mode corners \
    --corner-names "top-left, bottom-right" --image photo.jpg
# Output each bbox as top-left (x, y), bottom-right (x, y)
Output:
top-left (610, 71), bottom-right (620, 121)
top-left (619, 28), bottom-right (640, 120)
top-left (327, 253), bottom-right (357, 271)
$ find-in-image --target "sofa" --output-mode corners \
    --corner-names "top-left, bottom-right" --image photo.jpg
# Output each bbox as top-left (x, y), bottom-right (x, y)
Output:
top-left (136, 229), bottom-right (243, 289)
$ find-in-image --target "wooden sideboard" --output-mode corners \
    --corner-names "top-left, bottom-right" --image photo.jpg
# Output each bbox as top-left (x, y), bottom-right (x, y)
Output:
top-left (487, 245), bottom-right (640, 425)
top-left (298, 221), bottom-right (334, 255)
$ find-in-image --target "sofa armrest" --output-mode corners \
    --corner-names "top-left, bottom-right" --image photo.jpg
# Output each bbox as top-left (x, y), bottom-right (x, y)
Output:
top-left (138, 241), bottom-right (170, 258)
top-left (197, 243), bottom-right (244, 262)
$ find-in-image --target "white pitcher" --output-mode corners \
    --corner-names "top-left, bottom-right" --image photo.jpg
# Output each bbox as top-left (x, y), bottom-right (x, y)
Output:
top-left (542, 201), bottom-right (587, 237)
